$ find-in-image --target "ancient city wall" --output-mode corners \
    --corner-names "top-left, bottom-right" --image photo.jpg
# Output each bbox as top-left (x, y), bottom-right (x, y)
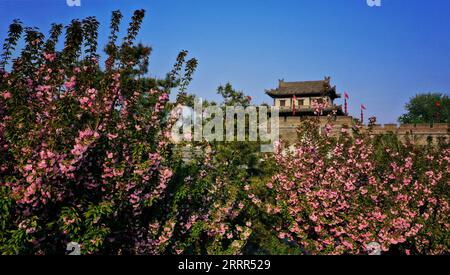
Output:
top-left (278, 115), bottom-right (449, 145)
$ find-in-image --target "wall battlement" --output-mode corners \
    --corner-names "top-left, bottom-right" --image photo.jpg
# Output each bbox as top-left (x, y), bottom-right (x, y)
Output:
top-left (371, 123), bottom-right (448, 132)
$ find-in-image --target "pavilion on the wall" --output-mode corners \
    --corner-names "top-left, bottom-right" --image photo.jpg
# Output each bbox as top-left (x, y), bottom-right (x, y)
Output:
top-left (265, 77), bottom-right (449, 145)
top-left (265, 77), bottom-right (344, 117)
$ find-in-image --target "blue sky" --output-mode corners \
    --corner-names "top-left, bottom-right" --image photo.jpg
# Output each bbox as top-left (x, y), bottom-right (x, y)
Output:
top-left (0, 0), bottom-right (449, 123)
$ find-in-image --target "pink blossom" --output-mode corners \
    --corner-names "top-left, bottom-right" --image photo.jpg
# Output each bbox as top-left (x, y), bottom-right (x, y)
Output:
top-left (43, 53), bottom-right (56, 62)
top-left (65, 77), bottom-right (76, 90)
top-left (2, 91), bottom-right (12, 100)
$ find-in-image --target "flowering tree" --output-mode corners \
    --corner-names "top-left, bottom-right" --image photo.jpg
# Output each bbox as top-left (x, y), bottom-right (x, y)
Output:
top-left (0, 9), bottom-right (249, 255)
top-left (249, 112), bottom-right (449, 255)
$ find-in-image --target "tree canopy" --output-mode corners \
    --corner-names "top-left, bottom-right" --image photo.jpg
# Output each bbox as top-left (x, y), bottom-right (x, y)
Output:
top-left (398, 93), bottom-right (449, 124)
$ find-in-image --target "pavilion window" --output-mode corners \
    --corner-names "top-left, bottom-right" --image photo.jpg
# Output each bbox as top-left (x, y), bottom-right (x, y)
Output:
top-left (280, 100), bottom-right (286, 107)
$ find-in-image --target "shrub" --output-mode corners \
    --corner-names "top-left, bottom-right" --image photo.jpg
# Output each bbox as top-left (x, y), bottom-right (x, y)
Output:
top-left (249, 113), bottom-right (449, 255)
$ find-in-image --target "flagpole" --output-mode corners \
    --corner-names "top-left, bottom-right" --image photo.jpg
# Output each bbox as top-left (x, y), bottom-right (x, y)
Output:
top-left (360, 104), bottom-right (366, 124)
top-left (293, 95), bottom-right (296, 116)
top-left (344, 92), bottom-right (349, 115)
top-left (345, 98), bottom-right (348, 115)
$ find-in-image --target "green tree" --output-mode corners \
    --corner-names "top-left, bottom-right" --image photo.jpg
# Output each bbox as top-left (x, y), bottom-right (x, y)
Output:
top-left (398, 93), bottom-right (450, 124)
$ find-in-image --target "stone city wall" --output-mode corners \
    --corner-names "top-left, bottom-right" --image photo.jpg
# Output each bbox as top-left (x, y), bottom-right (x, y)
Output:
top-left (278, 115), bottom-right (449, 145)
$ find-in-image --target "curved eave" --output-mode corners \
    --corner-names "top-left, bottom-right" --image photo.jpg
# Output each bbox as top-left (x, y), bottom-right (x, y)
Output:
top-left (266, 89), bottom-right (342, 99)
top-left (266, 91), bottom-right (331, 98)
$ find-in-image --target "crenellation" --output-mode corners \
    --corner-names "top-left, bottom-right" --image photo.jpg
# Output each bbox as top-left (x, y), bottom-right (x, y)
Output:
top-left (278, 120), bottom-right (449, 145)
top-left (432, 123), bottom-right (448, 130)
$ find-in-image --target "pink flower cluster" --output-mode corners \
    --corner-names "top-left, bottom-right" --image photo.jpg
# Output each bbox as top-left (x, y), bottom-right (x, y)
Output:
top-left (79, 88), bottom-right (98, 111)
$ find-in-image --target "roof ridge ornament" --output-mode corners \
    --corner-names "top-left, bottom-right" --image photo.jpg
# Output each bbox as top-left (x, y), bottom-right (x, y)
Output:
top-left (323, 76), bottom-right (331, 92)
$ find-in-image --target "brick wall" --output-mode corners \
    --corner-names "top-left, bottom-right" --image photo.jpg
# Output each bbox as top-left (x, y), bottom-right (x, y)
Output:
top-left (278, 115), bottom-right (449, 145)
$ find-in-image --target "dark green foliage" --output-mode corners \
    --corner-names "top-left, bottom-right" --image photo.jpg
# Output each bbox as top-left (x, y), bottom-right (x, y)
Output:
top-left (0, 19), bottom-right (23, 69)
top-left (399, 93), bottom-right (450, 125)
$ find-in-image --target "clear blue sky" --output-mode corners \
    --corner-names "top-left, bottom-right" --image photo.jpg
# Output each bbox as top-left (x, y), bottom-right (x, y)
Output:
top-left (1, 0), bottom-right (449, 123)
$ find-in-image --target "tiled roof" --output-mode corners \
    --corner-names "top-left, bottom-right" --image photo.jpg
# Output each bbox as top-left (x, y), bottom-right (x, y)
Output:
top-left (266, 78), bottom-right (341, 99)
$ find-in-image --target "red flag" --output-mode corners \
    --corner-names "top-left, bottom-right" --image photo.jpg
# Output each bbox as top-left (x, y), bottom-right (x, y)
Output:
top-left (361, 104), bottom-right (367, 110)
top-left (344, 92), bottom-right (349, 99)
top-left (292, 95), bottom-right (297, 116)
